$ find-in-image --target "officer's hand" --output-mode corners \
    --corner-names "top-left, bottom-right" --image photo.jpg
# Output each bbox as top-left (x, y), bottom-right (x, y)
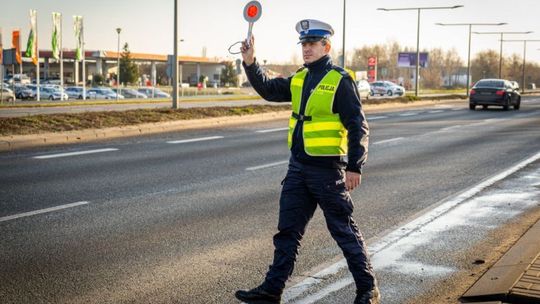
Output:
top-left (241, 35), bottom-right (255, 66)
top-left (345, 171), bottom-right (361, 192)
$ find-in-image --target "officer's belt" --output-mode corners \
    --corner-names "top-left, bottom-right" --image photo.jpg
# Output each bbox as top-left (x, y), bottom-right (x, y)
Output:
top-left (292, 112), bottom-right (312, 121)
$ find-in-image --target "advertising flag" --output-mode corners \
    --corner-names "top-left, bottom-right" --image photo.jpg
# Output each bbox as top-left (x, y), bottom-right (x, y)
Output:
top-left (73, 15), bottom-right (84, 61)
top-left (25, 9), bottom-right (38, 65)
top-left (52, 12), bottom-right (61, 60)
top-left (0, 27), bottom-right (3, 64)
top-left (12, 29), bottom-right (22, 64)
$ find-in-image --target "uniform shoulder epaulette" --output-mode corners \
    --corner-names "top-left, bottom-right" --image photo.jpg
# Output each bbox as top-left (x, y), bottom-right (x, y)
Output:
top-left (332, 66), bottom-right (351, 79)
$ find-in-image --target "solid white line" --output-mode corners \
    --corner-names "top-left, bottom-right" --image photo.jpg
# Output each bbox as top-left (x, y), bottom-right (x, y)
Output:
top-left (373, 137), bottom-right (404, 145)
top-left (33, 148), bottom-right (119, 159)
top-left (0, 201), bottom-right (90, 223)
top-left (427, 110), bottom-right (444, 114)
top-left (283, 150), bottom-right (540, 303)
top-left (256, 127), bottom-right (289, 133)
top-left (367, 116), bottom-right (388, 120)
top-left (246, 160), bottom-right (289, 171)
top-left (167, 136), bottom-right (224, 144)
top-left (452, 108), bottom-right (463, 111)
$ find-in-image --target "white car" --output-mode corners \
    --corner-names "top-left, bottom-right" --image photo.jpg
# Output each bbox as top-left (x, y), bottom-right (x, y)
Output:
top-left (37, 87), bottom-right (69, 100)
top-left (356, 79), bottom-right (371, 100)
top-left (137, 87), bottom-right (171, 98)
top-left (370, 81), bottom-right (405, 97)
top-left (87, 88), bottom-right (124, 100)
top-left (65, 86), bottom-right (86, 99)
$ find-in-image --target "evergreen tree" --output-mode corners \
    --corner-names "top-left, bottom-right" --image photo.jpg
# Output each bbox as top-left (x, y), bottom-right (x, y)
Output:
top-left (220, 62), bottom-right (238, 87)
top-left (119, 43), bottom-right (140, 85)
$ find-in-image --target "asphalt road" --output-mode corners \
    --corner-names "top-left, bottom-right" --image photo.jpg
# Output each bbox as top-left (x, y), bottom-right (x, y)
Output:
top-left (1, 96), bottom-right (539, 303)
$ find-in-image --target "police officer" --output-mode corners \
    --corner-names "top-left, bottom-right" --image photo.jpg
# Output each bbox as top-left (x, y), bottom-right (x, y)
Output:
top-left (235, 19), bottom-right (379, 304)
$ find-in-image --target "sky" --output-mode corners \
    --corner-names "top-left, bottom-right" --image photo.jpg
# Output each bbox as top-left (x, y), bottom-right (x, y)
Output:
top-left (2, 0), bottom-right (540, 66)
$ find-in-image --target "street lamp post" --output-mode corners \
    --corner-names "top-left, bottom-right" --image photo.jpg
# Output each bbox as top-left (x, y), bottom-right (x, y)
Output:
top-left (172, 0), bottom-right (179, 109)
top-left (436, 22), bottom-right (506, 96)
top-left (378, 5), bottom-right (463, 97)
top-left (500, 39), bottom-right (540, 93)
top-left (116, 27), bottom-right (121, 102)
top-left (341, 0), bottom-right (346, 68)
top-left (473, 31), bottom-right (532, 78)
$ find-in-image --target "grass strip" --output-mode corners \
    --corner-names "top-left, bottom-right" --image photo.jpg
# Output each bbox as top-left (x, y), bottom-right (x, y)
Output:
top-left (0, 105), bottom-right (291, 136)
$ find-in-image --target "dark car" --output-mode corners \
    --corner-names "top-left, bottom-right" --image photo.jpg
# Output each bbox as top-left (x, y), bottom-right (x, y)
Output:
top-left (469, 79), bottom-right (521, 111)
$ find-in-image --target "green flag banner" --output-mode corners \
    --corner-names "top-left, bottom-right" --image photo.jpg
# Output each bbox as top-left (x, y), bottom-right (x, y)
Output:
top-left (52, 12), bottom-right (61, 60)
top-left (25, 9), bottom-right (38, 65)
top-left (73, 15), bottom-right (84, 61)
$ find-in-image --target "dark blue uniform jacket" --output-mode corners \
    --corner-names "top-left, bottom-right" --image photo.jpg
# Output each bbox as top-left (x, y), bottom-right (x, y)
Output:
top-left (243, 55), bottom-right (369, 173)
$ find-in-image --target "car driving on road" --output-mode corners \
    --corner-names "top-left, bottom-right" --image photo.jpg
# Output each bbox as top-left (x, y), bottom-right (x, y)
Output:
top-left (469, 79), bottom-right (521, 111)
top-left (370, 81), bottom-right (405, 97)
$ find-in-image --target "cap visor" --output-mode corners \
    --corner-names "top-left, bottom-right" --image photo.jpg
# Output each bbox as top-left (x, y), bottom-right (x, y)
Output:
top-left (298, 36), bottom-right (324, 44)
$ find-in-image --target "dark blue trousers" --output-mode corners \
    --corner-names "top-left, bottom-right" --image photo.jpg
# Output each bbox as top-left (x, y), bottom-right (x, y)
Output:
top-left (262, 158), bottom-right (375, 294)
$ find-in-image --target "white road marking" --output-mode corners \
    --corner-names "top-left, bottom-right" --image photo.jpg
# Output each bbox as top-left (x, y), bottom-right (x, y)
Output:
top-left (451, 108), bottom-right (463, 111)
top-left (167, 136), bottom-right (224, 144)
top-left (33, 148), bottom-right (118, 159)
top-left (438, 125), bottom-right (462, 132)
top-left (256, 127), bottom-right (289, 133)
top-left (427, 110), bottom-right (444, 114)
top-left (367, 116), bottom-right (388, 120)
top-left (246, 160), bottom-right (289, 171)
top-left (0, 201), bottom-right (90, 223)
top-left (373, 137), bottom-right (404, 145)
top-left (283, 150), bottom-right (540, 303)
top-left (399, 112), bottom-right (418, 116)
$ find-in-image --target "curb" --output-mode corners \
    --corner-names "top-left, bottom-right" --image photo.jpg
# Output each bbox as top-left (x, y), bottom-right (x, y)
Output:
top-left (461, 219), bottom-right (540, 303)
top-left (0, 111), bottom-right (291, 151)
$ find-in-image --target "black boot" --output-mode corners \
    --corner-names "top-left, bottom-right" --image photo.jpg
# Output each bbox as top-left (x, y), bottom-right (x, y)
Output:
top-left (235, 285), bottom-right (281, 304)
top-left (354, 285), bottom-right (380, 304)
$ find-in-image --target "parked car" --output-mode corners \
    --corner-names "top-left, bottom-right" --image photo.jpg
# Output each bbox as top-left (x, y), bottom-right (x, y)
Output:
top-left (1, 87), bottom-right (16, 102)
top-left (469, 79), bottom-right (521, 111)
top-left (356, 79), bottom-right (371, 99)
top-left (121, 88), bottom-right (147, 99)
top-left (87, 87), bottom-right (124, 100)
top-left (370, 81), bottom-right (405, 97)
top-left (10, 74), bottom-right (31, 85)
top-left (14, 85), bottom-right (36, 100)
top-left (37, 87), bottom-right (69, 100)
top-left (65, 86), bottom-right (86, 99)
top-left (137, 87), bottom-right (171, 98)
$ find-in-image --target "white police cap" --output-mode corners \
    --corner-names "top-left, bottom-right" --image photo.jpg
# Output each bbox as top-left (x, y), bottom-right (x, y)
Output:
top-left (295, 19), bottom-right (334, 43)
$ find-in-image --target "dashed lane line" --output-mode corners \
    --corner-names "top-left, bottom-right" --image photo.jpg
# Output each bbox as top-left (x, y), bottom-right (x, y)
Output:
top-left (373, 137), bottom-right (405, 145)
top-left (256, 127), bottom-right (289, 133)
top-left (166, 136), bottom-right (224, 144)
top-left (246, 160), bottom-right (289, 171)
top-left (367, 116), bottom-right (388, 120)
top-left (398, 112), bottom-right (418, 117)
top-left (0, 201), bottom-right (90, 223)
top-left (33, 148), bottom-right (119, 159)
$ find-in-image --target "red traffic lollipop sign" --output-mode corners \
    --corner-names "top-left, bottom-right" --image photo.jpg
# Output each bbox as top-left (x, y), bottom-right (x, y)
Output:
top-left (243, 1), bottom-right (262, 23)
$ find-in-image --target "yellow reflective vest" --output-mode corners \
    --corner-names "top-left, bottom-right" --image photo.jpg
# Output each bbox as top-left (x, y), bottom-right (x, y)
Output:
top-left (288, 68), bottom-right (348, 156)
